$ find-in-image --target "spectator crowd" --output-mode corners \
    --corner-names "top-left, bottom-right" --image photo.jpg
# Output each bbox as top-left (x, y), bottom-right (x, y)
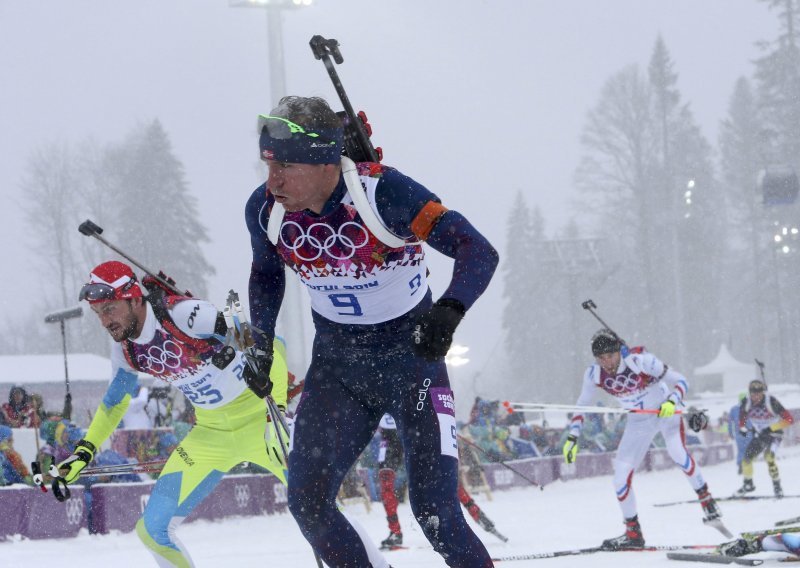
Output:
top-left (0, 383), bottom-right (192, 490)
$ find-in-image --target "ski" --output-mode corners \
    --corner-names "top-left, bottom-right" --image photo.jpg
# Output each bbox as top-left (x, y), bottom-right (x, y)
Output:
top-left (487, 526), bottom-right (509, 543)
top-left (491, 544), bottom-right (716, 562)
top-left (667, 551), bottom-right (763, 565)
top-left (725, 495), bottom-right (800, 502)
top-left (224, 287), bottom-right (315, 568)
top-left (776, 516), bottom-right (800, 527)
top-left (380, 545), bottom-right (409, 552)
top-left (706, 517), bottom-right (735, 538)
top-left (474, 512), bottom-right (510, 542)
top-left (491, 547), bottom-right (602, 562)
top-left (656, 495), bottom-right (800, 507)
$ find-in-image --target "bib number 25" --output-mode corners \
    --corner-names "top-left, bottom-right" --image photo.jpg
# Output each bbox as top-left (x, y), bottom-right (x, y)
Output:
top-left (184, 383), bottom-right (222, 405)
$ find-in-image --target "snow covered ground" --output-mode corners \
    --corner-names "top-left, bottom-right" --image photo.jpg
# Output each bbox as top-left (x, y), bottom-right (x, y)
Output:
top-left (4, 448), bottom-right (800, 567)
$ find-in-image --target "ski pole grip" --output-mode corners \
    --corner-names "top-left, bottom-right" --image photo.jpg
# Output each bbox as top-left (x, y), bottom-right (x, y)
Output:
top-left (31, 462), bottom-right (48, 492)
top-left (48, 463), bottom-right (71, 502)
top-left (78, 219), bottom-right (104, 237)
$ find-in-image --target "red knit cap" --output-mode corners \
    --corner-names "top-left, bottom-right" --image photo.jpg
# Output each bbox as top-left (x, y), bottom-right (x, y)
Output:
top-left (79, 261), bottom-right (143, 303)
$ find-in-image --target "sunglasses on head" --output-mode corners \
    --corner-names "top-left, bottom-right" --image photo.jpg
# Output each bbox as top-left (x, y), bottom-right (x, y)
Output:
top-left (78, 283), bottom-right (118, 302)
top-left (258, 115), bottom-right (324, 141)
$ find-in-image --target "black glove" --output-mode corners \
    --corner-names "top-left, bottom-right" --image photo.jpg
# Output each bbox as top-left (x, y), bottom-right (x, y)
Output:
top-left (243, 348), bottom-right (273, 398)
top-left (412, 298), bottom-right (466, 361)
top-left (756, 427), bottom-right (782, 443)
top-left (686, 410), bottom-right (709, 433)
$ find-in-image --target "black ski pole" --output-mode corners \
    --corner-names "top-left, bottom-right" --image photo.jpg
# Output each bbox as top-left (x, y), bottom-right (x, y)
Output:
top-left (581, 299), bottom-right (627, 345)
top-left (78, 219), bottom-right (187, 296)
top-left (224, 291), bottom-right (323, 568)
top-left (309, 35), bottom-right (381, 163)
top-left (457, 435), bottom-right (544, 490)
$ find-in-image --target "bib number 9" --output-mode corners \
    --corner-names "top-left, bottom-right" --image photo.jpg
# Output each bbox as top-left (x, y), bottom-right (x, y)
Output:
top-left (329, 293), bottom-right (363, 317)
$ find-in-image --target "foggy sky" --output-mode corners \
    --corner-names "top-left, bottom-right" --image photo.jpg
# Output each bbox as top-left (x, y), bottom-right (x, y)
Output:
top-left (0, 1), bottom-right (778, 395)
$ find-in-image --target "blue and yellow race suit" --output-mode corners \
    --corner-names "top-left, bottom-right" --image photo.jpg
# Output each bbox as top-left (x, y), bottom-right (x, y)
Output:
top-left (83, 297), bottom-right (287, 568)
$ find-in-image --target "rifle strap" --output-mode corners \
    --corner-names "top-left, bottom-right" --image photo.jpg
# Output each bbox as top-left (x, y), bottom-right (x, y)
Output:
top-left (266, 157), bottom-right (415, 249)
top-left (340, 156), bottom-right (411, 248)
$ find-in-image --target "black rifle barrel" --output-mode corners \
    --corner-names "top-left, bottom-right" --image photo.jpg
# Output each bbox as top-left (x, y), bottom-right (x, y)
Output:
top-left (309, 35), bottom-right (380, 163)
top-left (78, 219), bottom-right (182, 296)
top-left (581, 298), bottom-right (627, 345)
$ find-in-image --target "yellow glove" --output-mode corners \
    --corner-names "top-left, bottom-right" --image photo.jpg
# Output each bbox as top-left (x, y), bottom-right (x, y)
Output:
top-left (658, 400), bottom-right (676, 418)
top-left (57, 439), bottom-right (96, 483)
top-left (770, 420), bottom-right (790, 432)
top-left (563, 435), bottom-right (579, 464)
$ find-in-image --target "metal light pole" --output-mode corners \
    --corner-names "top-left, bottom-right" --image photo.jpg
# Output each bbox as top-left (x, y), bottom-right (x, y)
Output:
top-left (266, 6), bottom-right (286, 106)
top-left (230, 0), bottom-right (314, 377)
top-left (44, 306), bottom-right (83, 420)
top-left (667, 178), bottom-right (689, 371)
top-left (772, 223), bottom-right (800, 381)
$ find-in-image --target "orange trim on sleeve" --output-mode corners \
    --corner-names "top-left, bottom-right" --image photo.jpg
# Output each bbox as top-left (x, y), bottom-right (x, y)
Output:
top-left (411, 201), bottom-right (449, 240)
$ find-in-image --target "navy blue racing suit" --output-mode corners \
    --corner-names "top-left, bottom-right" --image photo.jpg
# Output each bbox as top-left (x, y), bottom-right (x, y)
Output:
top-left (246, 161), bottom-right (498, 567)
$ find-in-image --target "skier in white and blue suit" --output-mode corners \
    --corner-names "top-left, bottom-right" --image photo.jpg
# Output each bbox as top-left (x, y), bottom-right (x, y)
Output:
top-left (246, 96), bottom-right (499, 567)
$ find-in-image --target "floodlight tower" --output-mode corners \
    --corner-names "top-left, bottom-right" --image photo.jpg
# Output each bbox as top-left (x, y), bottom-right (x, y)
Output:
top-left (229, 0), bottom-right (315, 376)
top-left (229, 0), bottom-right (314, 107)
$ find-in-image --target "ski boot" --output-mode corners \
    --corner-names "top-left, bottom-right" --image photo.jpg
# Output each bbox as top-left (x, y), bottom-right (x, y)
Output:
top-left (718, 536), bottom-right (763, 557)
top-left (380, 531), bottom-right (403, 550)
top-left (735, 478), bottom-right (755, 496)
top-left (697, 484), bottom-right (722, 521)
top-left (773, 480), bottom-right (784, 498)
top-left (601, 515), bottom-right (645, 550)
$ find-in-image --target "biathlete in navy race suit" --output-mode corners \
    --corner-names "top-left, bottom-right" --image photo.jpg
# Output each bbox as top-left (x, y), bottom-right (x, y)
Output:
top-left (246, 96), bottom-right (499, 567)
top-left (563, 330), bottom-right (723, 551)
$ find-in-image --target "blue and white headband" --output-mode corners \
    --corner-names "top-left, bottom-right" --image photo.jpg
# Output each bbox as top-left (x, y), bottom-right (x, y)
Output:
top-left (258, 114), bottom-right (343, 165)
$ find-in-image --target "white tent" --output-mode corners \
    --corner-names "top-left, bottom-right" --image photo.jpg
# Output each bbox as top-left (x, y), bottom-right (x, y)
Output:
top-left (693, 344), bottom-right (756, 395)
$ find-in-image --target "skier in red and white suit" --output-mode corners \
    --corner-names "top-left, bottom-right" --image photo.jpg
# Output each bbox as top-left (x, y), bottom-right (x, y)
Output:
top-left (562, 329), bottom-right (722, 550)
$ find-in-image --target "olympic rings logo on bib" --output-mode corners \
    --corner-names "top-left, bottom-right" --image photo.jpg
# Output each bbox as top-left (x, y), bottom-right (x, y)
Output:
top-left (603, 371), bottom-right (643, 394)
top-left (136, 339), bottom-right (184, 374)
top-left (280, 220), bottom-right (370, 261)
